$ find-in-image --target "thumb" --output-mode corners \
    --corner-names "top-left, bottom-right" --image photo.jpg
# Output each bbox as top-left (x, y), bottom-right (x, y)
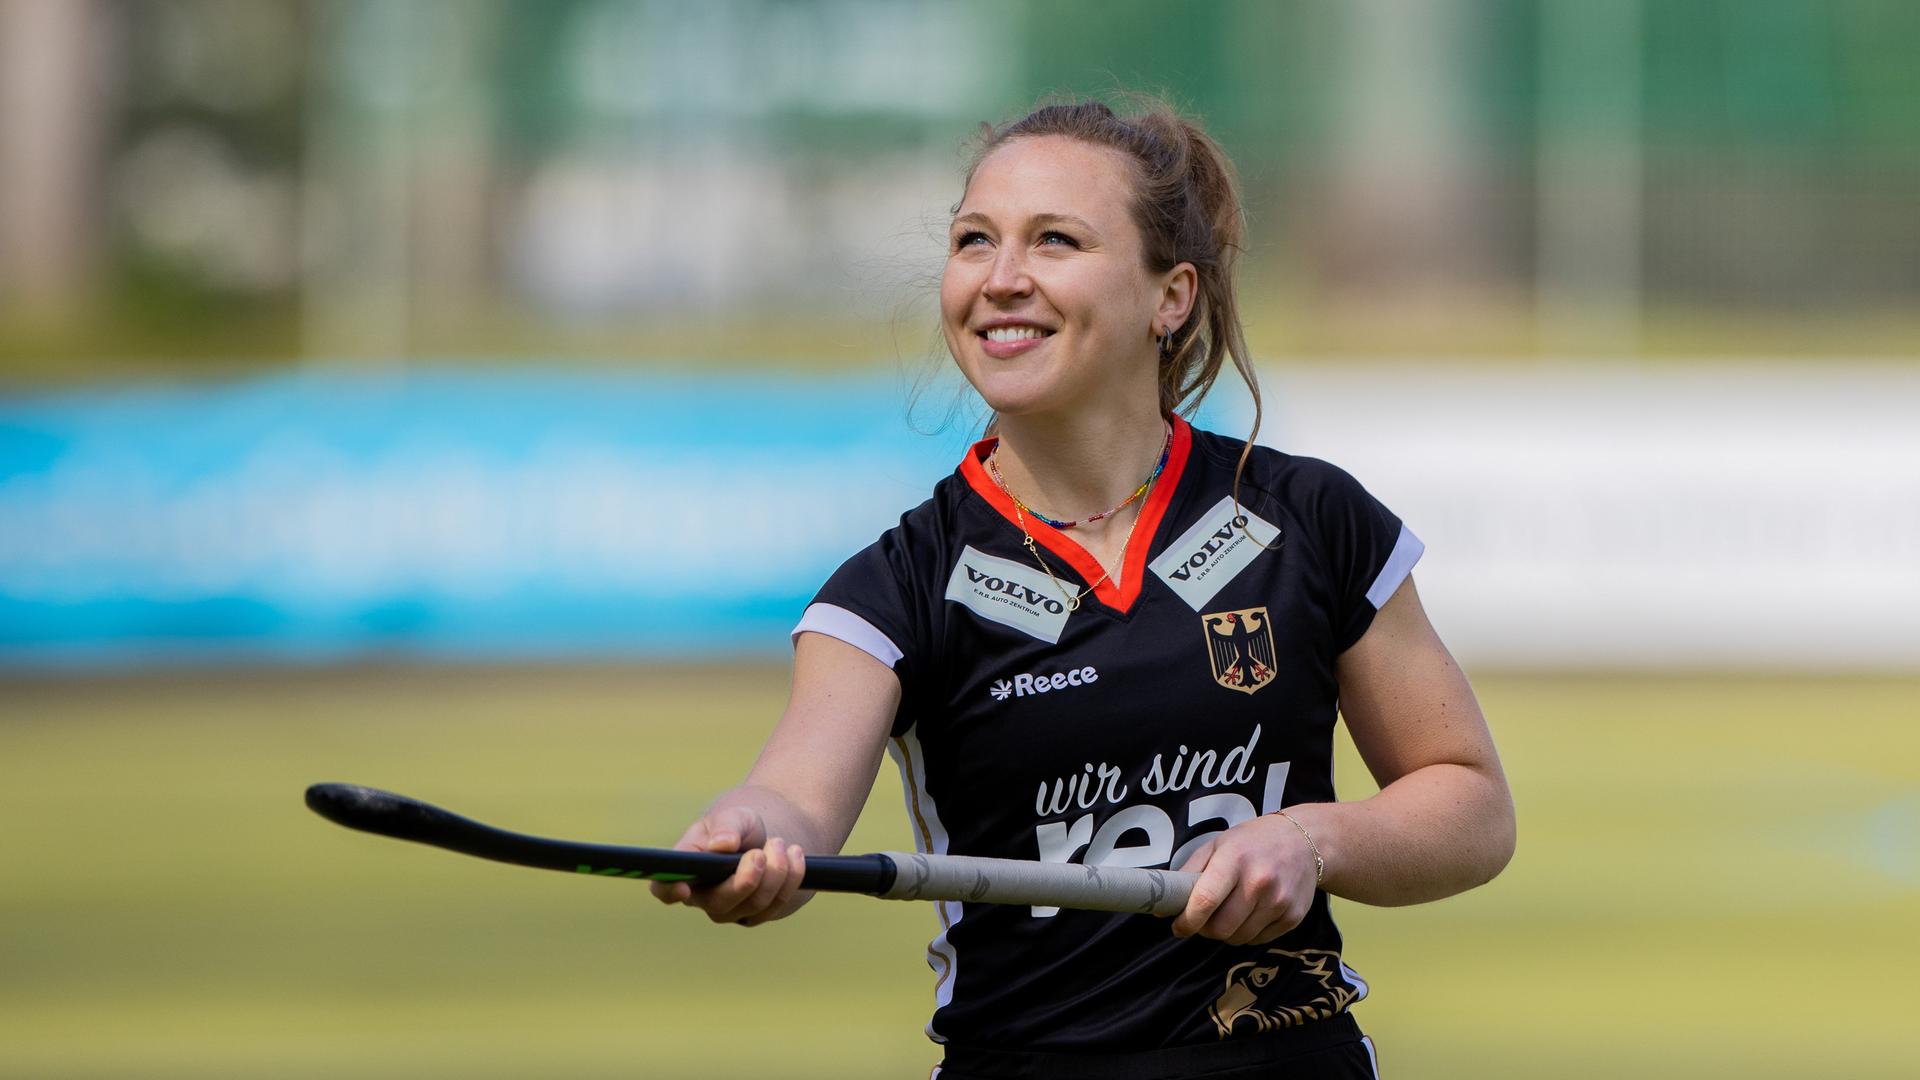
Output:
top-left (701, 806), bottom-right (763, 853)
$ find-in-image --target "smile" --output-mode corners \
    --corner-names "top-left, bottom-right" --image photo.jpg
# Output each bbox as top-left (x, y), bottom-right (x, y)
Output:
top-left (977, 326), bottom-right (1052, 359)
top-left (983, 326), bottom-right (1051, 343)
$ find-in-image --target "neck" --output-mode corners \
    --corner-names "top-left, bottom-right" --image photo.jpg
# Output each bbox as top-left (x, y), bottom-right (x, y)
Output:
top-left (990, 404), bottom-right (1169, 524)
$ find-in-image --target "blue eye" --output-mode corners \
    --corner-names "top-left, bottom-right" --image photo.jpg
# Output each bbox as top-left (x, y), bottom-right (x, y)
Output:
top-left (954, 231), bottom-right (988, 249)
top-left (1039, 231), bottom-right (1075, 246)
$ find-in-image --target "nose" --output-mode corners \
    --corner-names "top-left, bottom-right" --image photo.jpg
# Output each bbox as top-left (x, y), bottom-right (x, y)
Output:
top-left (982, 243), bottom-right (1032, 302)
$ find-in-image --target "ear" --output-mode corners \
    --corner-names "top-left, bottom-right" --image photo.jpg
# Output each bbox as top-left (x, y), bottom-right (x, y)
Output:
top-left (1155, 262), bottom-right (1199, 336)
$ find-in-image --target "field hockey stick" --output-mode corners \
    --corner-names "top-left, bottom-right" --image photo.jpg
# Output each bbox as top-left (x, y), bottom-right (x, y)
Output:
top-left (307, 782), bottom-right (1195, 917)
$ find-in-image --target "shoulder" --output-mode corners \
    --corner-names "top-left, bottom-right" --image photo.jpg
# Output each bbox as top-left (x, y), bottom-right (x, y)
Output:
top-left (804, 479), bottom-right (958, 668)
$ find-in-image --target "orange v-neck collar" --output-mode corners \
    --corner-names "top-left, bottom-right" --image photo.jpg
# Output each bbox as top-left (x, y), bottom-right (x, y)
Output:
top-left (959, 415), bottom-right (1192, 615)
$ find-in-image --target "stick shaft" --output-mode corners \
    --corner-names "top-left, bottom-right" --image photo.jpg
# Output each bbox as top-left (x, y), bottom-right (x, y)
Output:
top-left (306, 784), bottom-right (1197, 915)
top-left (880, 851), bottom-right (1196, 917)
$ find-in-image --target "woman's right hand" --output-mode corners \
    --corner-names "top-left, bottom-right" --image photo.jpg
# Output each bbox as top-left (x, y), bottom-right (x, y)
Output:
top-left (648, 632), bottom-right (901, 927)
top-left (648, 805), bottom-right (810, 926)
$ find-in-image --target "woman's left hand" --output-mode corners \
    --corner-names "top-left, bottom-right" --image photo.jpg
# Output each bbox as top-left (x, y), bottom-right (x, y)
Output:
top-left (1169, 812), bottom-right (1319, 946)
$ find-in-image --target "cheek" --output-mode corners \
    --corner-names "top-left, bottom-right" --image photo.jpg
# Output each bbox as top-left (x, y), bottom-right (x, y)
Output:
top-left (938, 266), bottom-right (974, 361)
top-left (1061, 275), bottom-right (1134, 338)
top-left (939, 261), bottom-right (973, 321)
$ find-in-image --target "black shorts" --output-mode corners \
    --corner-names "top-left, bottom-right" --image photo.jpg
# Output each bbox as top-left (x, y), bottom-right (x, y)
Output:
top-left (933, 1014), bottom-right (1380, 1080)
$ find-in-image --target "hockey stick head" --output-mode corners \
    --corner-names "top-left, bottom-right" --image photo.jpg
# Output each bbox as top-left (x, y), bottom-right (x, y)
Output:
top-left (304, 783), bottom-right (888, 897)
top-left (304, 782), bottom-right (775, 885)
top-left (305, 782), bottom-right (472, 844)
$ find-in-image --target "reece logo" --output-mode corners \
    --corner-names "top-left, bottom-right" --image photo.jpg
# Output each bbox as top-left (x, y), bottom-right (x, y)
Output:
top-left (945, 545), bottom-right (1072, 643)
top-left (1149, 496), bottom-right (1281, 610)
top-left (990, 666), bottom-right (1098, 701)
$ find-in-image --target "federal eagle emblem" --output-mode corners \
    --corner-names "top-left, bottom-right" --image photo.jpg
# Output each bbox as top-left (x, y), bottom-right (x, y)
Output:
top-left (1202, 606), bottom-right (1276, 695)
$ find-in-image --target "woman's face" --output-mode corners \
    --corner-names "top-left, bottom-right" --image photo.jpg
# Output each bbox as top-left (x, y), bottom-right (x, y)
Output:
top-left (941, 135), bottom-right (1175, 421)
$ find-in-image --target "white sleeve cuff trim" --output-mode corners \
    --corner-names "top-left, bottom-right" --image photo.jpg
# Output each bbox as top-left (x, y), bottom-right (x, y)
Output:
top-left (792, 602), bottom-right (905, 669)
top-left (1365, 524), bottom-right (1424, 609)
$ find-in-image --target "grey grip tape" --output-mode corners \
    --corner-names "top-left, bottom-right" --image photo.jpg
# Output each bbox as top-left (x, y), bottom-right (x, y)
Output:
top-left (878, 851), bottom-right (1197, 917)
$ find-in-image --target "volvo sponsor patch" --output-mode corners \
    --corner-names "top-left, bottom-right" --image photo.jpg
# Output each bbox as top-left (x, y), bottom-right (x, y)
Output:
top-left (945, 545), bottom-right (1072, 643)
top-left (1149, 496), bottom-right (1281, 609)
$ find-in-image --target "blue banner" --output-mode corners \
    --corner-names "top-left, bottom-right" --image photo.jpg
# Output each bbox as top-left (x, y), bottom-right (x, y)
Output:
top-left (1, 366), bottom-right (988, 669)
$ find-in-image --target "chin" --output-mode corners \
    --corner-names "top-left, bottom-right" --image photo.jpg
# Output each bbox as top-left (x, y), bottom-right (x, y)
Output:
top-left (966, 370), bottom-right (1066, 419)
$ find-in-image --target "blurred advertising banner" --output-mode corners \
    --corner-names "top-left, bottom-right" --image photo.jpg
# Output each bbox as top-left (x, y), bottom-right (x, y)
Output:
top-left (1247, 365), bottom-right (1920, 672)
top-left (0, 368), bottom-right (965, 668)
top-left (3, 364), bottom-right (1916, 672)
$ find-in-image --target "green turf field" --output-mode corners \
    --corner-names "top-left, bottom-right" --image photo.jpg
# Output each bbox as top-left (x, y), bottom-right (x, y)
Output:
top-left (1, 666), bottom-right (1915, 1078)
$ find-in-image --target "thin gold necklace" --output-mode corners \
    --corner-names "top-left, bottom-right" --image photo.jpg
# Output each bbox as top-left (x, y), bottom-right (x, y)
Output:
top-left (988, 421), bottom-right (1170, 611)
top-left (1007, 492), bottom-right (1148, 611)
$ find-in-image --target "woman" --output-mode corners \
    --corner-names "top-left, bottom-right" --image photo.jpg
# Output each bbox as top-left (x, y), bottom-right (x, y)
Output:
top-left (653, 98), bottom-right (1515, 1079)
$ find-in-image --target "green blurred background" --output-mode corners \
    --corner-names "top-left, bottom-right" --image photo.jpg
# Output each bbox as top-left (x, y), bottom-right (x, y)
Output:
top-left (3, 668), bottom-right (1916, 1077)
top-left (4, 0), bottom-right (1917, 379)
top-left (2, 1), bottom-right (1916, 1077)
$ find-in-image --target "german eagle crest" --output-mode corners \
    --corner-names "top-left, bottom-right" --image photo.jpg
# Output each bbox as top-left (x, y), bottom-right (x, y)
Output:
top-left (1202, 606), bottom-right (1276, 695)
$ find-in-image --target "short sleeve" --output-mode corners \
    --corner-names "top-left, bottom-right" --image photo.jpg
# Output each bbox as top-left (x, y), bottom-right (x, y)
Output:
top-left (790, 520), bottom-right (937, 733)
top-left (1301, 459), bottom-right (1424, 653)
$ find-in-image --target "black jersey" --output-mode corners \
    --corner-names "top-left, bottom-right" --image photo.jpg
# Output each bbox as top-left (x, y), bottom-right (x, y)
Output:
top-left (792, 416), bottom-right (1422, 1053)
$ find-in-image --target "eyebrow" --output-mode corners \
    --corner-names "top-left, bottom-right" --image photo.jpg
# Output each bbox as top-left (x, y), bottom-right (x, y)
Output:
top-left (950, 211), bottom-right (1099, 234)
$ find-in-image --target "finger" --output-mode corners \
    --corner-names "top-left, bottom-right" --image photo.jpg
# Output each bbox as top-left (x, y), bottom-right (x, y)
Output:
top-left (1244, 893), bottom-right (1311, 946)
top-left (749, 843), bottom-right (806, 924)
top-left (770, 845), bottom-right (807, 914)
top-left (697, 849), bottom-right (765, 922)
top-left (706, 848), bottom-right (766, 919)
top-left (649, 878), bottom-right (693, 905)
top-left (1226, 905), bottom-right (1282, 946)
top-left (1172, 859), bottom-right (1239, 937)
top-left (733, 839), bottom-right (791, 923)
top-left (1201, 885), bottom-right (1261, 943)
top-left (1216, 863), bottom-right (1287, 944)
top-left (1247, 911), bottom-right (1305, 947)
top-left (659, 818), bottom-right (715, 902)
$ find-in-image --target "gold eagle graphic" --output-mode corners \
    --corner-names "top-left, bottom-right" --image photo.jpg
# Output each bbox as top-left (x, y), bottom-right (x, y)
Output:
top-left (1207, 948), bottom-right (1361, 1038)
top-left (1202, 607), bottom-right (1276, 695)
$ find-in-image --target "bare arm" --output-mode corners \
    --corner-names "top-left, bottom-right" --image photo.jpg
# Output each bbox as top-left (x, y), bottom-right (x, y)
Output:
top-left (1173, 575), bottom-right (1515, 941)
top-left (1287, 575), bottom-right (1516, 905)
top-left (650, 631), bottom-right (901, 924)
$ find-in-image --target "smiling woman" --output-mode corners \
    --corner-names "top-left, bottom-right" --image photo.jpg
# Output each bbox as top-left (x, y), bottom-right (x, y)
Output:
top-left (654, 96), bottom-right (1514, 1080)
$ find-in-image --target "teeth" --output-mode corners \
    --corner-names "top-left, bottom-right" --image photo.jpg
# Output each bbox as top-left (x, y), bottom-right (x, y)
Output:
top-left (985, 326), bottom-right (1049, 343)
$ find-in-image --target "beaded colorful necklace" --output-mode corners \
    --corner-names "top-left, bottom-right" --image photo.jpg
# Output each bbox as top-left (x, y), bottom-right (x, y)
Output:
top-left (986, 420), bottom-right (1173, 530)
top-left (986, 420), bottom-right (1173, 611)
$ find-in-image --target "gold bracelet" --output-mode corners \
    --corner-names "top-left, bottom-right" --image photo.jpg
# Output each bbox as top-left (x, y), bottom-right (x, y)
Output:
top-left (1272, 809), bottom-right (1325, 886)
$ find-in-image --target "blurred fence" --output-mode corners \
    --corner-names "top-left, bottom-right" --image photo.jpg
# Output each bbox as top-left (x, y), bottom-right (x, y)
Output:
top-left (5, 363), bottom-right (1915, 672)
